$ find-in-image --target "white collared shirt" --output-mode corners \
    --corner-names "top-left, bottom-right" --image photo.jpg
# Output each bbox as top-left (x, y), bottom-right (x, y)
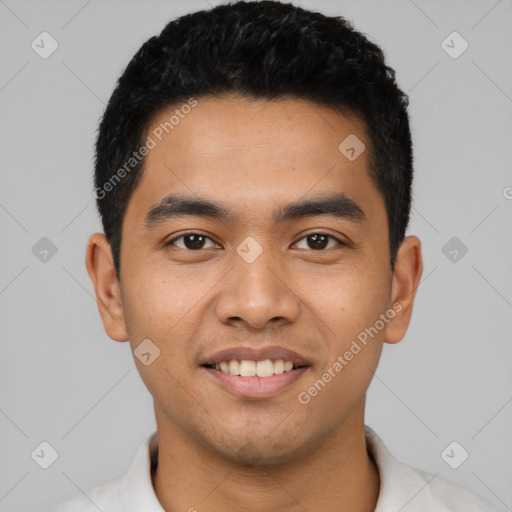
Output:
top-left (45, 426), bottom-right (500, 511)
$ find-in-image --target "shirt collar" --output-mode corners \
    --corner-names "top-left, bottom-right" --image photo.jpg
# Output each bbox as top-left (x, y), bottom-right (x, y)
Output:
top-left (364, 425), bottom-right (436, 511)
top-left (120, 426), bottom-right (431, 511)
top-left (122, 430), bottom-right (165, 511)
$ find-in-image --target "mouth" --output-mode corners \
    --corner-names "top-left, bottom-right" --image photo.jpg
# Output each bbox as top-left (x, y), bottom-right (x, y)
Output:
top-left (200, 347), bottom-right (311, 399)
top-left (202, 359), bottom-right (305, 377)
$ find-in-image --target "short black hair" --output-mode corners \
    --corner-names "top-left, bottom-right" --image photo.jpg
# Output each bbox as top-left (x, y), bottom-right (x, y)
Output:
top-left (94, 0), bottom-right (413, 281)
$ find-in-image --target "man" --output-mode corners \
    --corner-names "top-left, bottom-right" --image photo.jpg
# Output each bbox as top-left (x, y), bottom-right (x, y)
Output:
top-left (48, 1), bottom-right (499, 510)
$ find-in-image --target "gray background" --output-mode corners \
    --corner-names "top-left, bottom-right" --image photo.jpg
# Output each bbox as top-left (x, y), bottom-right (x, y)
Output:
top-left (1, 0), bottom-right (511, 510)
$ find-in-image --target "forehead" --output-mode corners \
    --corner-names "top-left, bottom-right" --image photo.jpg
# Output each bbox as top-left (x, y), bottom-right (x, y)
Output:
top-left (126, 96), bottom-right (384, 226)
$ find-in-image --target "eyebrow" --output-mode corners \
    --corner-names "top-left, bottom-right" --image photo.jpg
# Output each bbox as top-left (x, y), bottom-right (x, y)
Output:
top-left (144, 192), bottom-right (366, 228)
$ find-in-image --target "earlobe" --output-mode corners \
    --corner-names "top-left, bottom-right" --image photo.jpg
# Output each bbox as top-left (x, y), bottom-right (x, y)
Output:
top-left (384, 235), bottom-right (423, 345)
top-left (85, 232), bottom-right (129, 342)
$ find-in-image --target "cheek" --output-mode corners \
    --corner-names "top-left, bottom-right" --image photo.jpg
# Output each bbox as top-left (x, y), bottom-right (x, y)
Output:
top-left (121, 275), bottom-right (200, 406)
top-left (305, 263), bottom-right (390, 339)
top-left (121, 263), bottom-right (212, 378)
top-left (121, 256), bottom-right (192, 338)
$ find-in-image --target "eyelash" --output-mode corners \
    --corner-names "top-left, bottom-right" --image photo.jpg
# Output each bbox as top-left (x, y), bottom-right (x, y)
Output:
top-left (166, 231), bottom-right (346, 251)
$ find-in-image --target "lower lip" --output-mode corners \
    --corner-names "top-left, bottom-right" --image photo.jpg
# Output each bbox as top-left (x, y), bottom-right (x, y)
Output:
top-left (202, 366), bottom-right (309, 399)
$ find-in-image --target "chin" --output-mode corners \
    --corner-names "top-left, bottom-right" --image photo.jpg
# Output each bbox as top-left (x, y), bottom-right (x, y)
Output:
top-left (211, 428), bottom-right (310, 468)
top-left (230, 444), bottom-right (300, 467)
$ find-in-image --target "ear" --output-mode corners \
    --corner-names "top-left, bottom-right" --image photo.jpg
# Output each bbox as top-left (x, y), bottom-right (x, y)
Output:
top-left (85, 232), bottom-right (129, 342)
top-left (384, 235), bottom-right (423, 344)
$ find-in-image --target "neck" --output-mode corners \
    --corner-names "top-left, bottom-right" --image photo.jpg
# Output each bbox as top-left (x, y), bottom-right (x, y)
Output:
top-left (152, 405), bottom-right (380, 512)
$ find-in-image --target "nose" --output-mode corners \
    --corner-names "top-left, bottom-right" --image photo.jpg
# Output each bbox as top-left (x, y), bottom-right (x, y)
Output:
top-left (215, 248), bottom-right (300, 330)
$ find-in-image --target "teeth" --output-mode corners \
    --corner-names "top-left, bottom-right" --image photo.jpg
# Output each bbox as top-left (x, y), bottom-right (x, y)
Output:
top-left (256, 360), bottom-right (274, 378)
top-left (214, 359), bottom-right (297, 377)
top-left (239, 360), bottom-right (256, 376)
top-left (229, 359), bottom-right (240, 376)
top-left (274, 359), bottom-right (284, 374)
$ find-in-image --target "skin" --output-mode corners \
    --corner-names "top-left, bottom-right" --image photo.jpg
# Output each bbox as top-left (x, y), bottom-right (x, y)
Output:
top-left (86, 95), bottom-right (423, 512)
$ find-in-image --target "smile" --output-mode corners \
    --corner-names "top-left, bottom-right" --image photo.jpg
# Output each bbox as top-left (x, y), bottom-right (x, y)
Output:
top-left (204, 359), bottom-right (299, 378)
top-left (202, 360), bottom-right (309, 399)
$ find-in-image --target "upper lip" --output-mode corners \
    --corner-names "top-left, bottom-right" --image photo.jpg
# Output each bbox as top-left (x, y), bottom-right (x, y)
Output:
top-left (201, 346), bottom-right (310, 366)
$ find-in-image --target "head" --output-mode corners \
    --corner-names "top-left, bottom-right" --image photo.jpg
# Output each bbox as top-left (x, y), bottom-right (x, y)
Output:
top-left (87, 1), bottom-right (422, 464)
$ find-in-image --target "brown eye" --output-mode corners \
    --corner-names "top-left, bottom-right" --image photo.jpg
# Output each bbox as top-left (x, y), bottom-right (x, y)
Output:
top-left (167, 233), bottom-right (217, 250)
top-left (295, 233), bottom-right (344, 251)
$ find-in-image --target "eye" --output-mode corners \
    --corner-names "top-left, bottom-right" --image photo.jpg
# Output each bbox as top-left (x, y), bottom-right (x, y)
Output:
top-left (294, 233), bottom-right (345, 251)
top-left (166, 232), bottom-right (218, 250)
top-left (166, 231), bottom-right (345, 252)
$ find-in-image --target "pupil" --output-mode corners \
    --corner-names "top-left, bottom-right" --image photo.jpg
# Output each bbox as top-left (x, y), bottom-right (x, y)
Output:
top-left (185, 234), bottom-right (204, 250)
top-left (308, 234), bottom-right (327, 250)
top-left (182, 235), bottom-right (328, 250)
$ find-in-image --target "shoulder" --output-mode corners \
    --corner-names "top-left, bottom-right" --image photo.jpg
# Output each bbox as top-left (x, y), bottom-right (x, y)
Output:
top-left (43, 474), bottom-right (126, 512)
top-left (408, 465), bottom-right (501, 511)
top-left (44, 432), bottom-right (160, 512)
top-left (364, 426), bottom-right (501, 512)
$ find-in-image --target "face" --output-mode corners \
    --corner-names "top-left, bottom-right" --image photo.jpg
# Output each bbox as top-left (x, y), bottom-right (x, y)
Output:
top-left (87, 95), bottom-right (422, 465)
